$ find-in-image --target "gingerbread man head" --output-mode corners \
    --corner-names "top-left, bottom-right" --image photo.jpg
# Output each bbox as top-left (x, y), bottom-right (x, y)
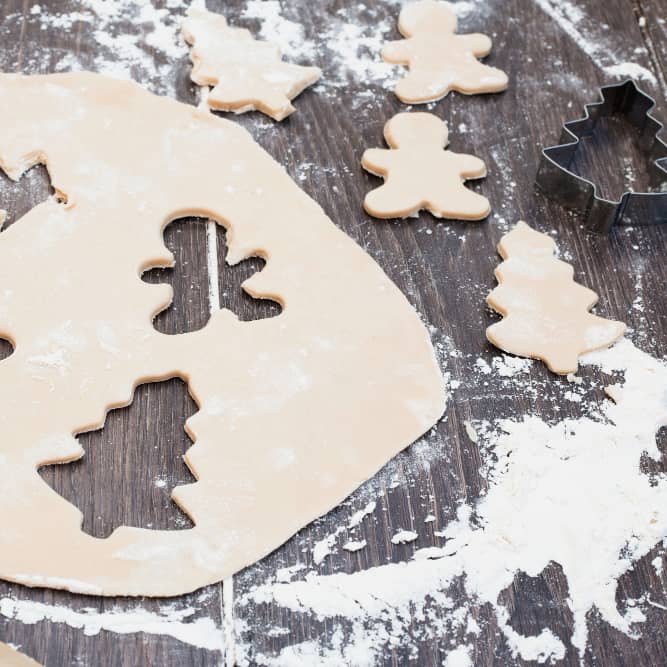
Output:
top-left (398, 0), bottom-right (457, 37)
top-left (385, 112), bottom-right (449, 151)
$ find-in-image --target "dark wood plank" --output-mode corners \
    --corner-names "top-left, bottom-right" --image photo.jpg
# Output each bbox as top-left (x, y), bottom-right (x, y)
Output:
top-left (634, 0), bottom-right (667, 96)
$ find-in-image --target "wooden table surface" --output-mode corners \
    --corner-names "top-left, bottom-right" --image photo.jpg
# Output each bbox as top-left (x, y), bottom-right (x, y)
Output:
top-left (0, 0), bottom-right (666, 665)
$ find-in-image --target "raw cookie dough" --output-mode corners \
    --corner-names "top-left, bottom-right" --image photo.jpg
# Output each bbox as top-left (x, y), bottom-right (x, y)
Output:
top-left (182, 7), bottom-right (321, 121)
top-left (0, 643), bottom-right (41, 666)
top-left (383, 0), bottom-right (508, 104)
top-left (362, 112), bottom-right (489, 220)
top-left (487, 221), bottom-right (626, 374)
top-left (0, 73), bottom-right (446, 596)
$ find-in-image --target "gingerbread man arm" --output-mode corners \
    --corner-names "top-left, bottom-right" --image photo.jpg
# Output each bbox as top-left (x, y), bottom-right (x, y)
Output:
top-left (428, 187), bottom-right (490, 221)
top-left (382, 40), bottom-right (411, 64)
top-left (361, 148), bottom-right (395, 176)
top-left (456, 33), bottom-right (493, 57)
top-left (454, 153), bottom-right (487, 179)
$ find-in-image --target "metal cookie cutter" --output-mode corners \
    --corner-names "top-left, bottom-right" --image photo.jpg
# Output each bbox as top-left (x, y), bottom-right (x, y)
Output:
top-left (536, 79), bottom-right (667, 234)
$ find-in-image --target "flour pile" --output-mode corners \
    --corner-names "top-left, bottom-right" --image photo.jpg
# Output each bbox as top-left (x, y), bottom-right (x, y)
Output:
top-left (240, 339), bottom-right (667, 665)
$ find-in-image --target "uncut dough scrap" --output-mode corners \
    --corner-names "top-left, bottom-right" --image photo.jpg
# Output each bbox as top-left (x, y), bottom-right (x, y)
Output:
top-left (361, 112), bottom-right (489, 220)
top-left (487, 221), bottom-right (626, 374)
top-left (0, 73), bottom-right (446, 596)
top-left (383, 0), bottom-right (508, 104)
top-left (182, 7), bottom-right (321, 121)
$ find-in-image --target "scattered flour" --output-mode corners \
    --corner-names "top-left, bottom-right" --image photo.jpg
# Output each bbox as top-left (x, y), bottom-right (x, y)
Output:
top-left (3, 0), bottom-right (189, 95)
top-left (242, 339), bottom-right (667, 664)
top-left (348, 501), bottom-right (377, 528)
top-left (533, 0), bottom-right (657, 84)
top-left (242, 0), bottom-right (316, 60)
top-left (444, 645), bottom-right (472, 667)
top-left (0, 597), bottom-right (222, 652)
top-left (463, 420), bottom-right (479, 443)
top-left (391, 530), bottom-right (419, 545)
top-left (312, 500), bottom-right (379, 564)
top-left (492, 354), bottom-right (533, 377)
top-left (238, 1), bottom-right (490, 93)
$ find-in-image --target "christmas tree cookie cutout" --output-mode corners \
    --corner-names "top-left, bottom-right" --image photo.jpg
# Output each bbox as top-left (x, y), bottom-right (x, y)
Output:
top-left (361, 112), bottom-right (490, 220)
top-left (182, 7), bottom-right (321, 121)
top-left (383, 0), bottom-right (508, 104)
top-left (487, 222), bottom-right (626, 375)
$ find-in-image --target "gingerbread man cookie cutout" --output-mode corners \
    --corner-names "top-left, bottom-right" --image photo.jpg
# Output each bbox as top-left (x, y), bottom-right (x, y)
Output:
top-left (362, 112), bottom-right (490, 220)
top-left (182, 7), bottom-right (321, 121)
top-left (383, 0), bottom-right (508, 104)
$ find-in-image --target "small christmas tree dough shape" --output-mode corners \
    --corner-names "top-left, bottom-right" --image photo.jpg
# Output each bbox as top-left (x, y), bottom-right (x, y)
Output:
top-left (487, 221), bottom-right (626, 375)
top-left (383, 0), bottom-right (509, 104)
top-left (182, 7), bottom-right (321, 121)
top-left (362, 112), bottom-right (490, 220)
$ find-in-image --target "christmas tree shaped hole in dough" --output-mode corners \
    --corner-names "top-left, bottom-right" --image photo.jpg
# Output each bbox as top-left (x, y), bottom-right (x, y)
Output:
top-left (0, 72), bottom-right (446, 596)
top-left (182, 7), bottom-right (321, 121)
top-left (383, 0), bottom-right (508, 104)
top-left (362, 112), bottom-right (490, 220)
top-left (487, 221), bottom-right (626, 374)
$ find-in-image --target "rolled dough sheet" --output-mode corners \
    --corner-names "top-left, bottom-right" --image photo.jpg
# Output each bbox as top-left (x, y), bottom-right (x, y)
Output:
top-left (0, 72), bottom-right (446, 596)
top-left (0, 643), bottom-right (41, 666)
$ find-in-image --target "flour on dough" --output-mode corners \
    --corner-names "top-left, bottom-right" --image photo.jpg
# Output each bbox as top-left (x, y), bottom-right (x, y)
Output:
top-left (362, 112), bottom-right (489, 220)
top-left (487, 221), bottom-right (626, 374)
top-left (383, 0), bottom-right (508, 104)
top-left (0, 73), bottom-right (446, 596)
top-left (182, 7), bottom-right (321, 121)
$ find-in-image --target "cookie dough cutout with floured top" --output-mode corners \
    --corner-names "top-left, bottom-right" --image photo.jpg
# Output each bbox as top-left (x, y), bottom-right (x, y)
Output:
top-left (362, 112), bottom-right (490, 220)
top-left (182, 7), bottom-right (321, 121)
top-left (487, 221), bottom-right (626, 374)
top-left (383, 0), bottom-right (508, 104)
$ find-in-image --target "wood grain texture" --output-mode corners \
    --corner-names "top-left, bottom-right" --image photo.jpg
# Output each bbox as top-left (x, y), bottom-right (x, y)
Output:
top-left (0, 0), bottom-right (666, 665)
top-left (634, 0), bottom-right (667, 96)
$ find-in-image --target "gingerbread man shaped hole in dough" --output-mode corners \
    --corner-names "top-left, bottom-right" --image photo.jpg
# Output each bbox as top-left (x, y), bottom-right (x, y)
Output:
top-left (383, 0), bottom-right (508, 104)
top-left (362, 112), bottom-right (490, 220)
top-left (141, 218), bottom-right (281, 336)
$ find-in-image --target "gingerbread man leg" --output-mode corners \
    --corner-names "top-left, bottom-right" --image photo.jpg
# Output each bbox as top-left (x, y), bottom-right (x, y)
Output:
top-left (429, 187), bottom-right (490, 220)
top-left (395, 70), bottom-right (453, 104)
top-left (364, 183), bottom-right (423, 219)
top-left (452, 60), bottom-right (508, 95)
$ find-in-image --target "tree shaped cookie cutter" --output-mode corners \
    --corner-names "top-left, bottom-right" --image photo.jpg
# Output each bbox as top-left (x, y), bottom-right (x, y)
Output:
top-left (536, 79), bottom-right (667, 234)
